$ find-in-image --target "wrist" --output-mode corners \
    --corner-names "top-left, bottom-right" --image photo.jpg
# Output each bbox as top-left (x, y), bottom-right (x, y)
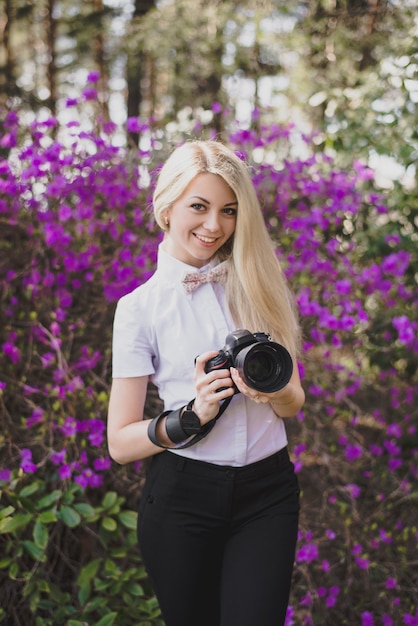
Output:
top-left (269, 384), bottom-right (305, 417)
top-left (179, 399), bottom-right (203, 435)
top-left (270, 386), bottom-right (296, 407)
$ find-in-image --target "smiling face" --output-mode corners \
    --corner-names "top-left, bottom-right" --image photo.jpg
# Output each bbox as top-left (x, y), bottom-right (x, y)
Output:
top-left (163, 172), bottom-right (238, 268)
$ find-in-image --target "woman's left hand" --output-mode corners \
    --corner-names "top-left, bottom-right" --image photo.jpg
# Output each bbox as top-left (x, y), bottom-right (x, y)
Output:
top-left (230, 364), bottom-right (305, 416)
top-left (230, 367), bottom-right (270, 403)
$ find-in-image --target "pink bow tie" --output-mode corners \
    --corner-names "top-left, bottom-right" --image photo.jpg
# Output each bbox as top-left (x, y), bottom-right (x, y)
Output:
top-left (182, 262), bottom-right (228, 294)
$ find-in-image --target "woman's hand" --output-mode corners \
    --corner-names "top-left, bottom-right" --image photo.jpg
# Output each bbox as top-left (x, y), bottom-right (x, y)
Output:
top-left (230, 363), bottom-right (305, 417)
top-left (193, 351), bottom-right (235, 424)
top-left (230, 367), bottom-right (270, 403)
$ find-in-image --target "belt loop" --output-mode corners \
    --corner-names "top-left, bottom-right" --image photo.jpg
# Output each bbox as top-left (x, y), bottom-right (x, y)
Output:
top-left (176, 457), bottom-right (187, 473)
top-left (278, 446), bottom-right (288, 467)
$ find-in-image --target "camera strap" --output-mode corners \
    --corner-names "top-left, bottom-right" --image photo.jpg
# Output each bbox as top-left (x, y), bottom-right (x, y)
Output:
top-left (174, 396), bottom-right (233, 449)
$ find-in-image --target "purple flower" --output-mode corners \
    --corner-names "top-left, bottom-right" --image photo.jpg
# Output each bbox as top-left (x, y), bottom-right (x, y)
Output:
top-left (388, 458), bottom-right (402, 472)
top-left (93, 457), bottom-right (112, 471)
top-left (300, 592), bottom-right (313, 607)
top-left (2, 340), bottom-right (21, 364)
top-left (361, 611), bottom-right (374, 626)
top-left (20, 448), bottom-right (37, 473)
top-left (58, 464), bottom-right (72, 480)
top-left (379, 529), bottom-right (393, 544)
top-left (355, 555), bottom-right (370, 570)
top-left (352, 543), bottom-right (363, 556)
top-left (393, 315), bottom-right (415, 345)
top-left (325, 586), bottom-right (339, 607)
top-left (82, 88), bottom-right (98, 101)
top-left (60, 416), bottom-right (77, 437)
top-left (0, 469), bottom-right (11, 482)
top-left (285, 604), bottom-right (295, 626)
top-left (87, 419), bottom-right (105, 447)
top-left (387, 423), bottom-right (402, 438)
top-left (345, 444), bottom-right (363, 462)
top-left (385, 577), bottom-right (397, 589)
top-left (74, 468), bottom-right (103, 489)
top-left (382, 251), bottom-right (410, 276)
top-left (50, 450), bottom-right (66, 465)
top-left (296, 541), bottom-right (319, 563)
top-left (26, 407), bottom-right (44, 428)
top-left (126, 117), bottom-right (141, 133)
top-left (345, 483), bottom-right (361, 498)
top-left (87, 70), bottom-right (100, 83)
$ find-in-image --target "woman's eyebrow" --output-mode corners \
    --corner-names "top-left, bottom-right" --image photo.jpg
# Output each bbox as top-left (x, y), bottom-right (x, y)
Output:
top-left (189, 195), bottom-right (238, 206)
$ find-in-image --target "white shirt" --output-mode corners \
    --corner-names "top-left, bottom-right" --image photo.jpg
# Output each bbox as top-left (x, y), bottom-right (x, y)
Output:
top-left (112, 244), bottom-right (288, 466)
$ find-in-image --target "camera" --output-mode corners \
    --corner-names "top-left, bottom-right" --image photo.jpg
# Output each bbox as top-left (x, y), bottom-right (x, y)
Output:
top-left (204, 329), bottom-right (293, 394)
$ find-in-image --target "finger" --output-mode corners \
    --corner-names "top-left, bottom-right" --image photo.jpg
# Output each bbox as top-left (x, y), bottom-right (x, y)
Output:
top-left (194, 350), bottom-right (220, 376)
top-left (230, 367), bottom-right (250, 394)
top-left (230, 368), bottom-right (266, 403)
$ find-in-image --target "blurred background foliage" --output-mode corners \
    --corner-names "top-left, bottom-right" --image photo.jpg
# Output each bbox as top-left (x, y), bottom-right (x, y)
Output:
top-left (1, 0), bottom-right (416, 242)
top-left (0, 1), bottom-right (417, 625)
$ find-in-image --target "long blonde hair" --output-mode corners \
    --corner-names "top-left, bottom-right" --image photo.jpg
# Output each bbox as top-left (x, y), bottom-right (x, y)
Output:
top-left (153, 140), bottom-right (301, 357)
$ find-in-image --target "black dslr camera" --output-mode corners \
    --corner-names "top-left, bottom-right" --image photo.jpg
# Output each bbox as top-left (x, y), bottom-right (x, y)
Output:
top-left (204, 329), bottom-right (293, 394)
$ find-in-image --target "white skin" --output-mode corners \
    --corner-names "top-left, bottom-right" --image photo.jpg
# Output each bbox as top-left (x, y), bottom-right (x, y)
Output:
top-left (107, 172), bottom-right (305, 463)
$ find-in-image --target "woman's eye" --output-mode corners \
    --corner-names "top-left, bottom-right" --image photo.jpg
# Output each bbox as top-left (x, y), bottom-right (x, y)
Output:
top-left (223, 207), bottom-right (237, 216)
top-left (191, 203), bottom-right (206, 211)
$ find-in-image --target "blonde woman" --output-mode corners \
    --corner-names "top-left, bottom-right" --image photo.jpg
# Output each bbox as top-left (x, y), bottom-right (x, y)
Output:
top-left (108, 140), bottom-right (305, 626)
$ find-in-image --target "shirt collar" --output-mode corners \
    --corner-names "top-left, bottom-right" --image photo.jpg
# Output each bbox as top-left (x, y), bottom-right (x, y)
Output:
top-left (156, 243), bottom-right (221, 286)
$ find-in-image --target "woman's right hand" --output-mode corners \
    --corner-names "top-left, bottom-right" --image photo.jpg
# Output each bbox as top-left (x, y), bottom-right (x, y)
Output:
top-left (192, 351), bottom-right (235, 424)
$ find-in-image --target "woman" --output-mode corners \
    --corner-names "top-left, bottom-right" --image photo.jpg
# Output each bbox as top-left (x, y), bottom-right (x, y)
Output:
top-left (107, 140), bottom-right (305, 626)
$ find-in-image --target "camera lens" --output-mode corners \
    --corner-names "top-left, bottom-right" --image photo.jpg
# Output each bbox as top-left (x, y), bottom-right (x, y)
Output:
top-left (245, 350), bottom-right (275, 382)
top-left (235, 343), bottom-right (293, 393)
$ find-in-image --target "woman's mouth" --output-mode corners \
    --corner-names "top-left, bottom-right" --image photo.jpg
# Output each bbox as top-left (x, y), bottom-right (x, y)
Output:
top-left (194, 234), bottom-right (219, 245)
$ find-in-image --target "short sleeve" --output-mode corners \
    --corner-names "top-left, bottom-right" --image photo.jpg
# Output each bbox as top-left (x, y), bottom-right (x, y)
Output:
top-left (111, 289), bottom-right (156, 378)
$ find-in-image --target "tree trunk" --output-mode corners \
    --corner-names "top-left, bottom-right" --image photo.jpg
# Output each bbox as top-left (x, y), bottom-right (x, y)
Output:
top-left (126, 0), bottom-right (156, 145)
top-left (45, 0), bottom-right (57, 114)
top-left (0, 0), bottom-right (15, 107)
top-left (92, 0), bottom-right (110, 122)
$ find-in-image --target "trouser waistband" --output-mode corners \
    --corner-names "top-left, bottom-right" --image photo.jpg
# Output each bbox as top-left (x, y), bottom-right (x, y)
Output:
top-left (155, 447), bottom-right (290, 481)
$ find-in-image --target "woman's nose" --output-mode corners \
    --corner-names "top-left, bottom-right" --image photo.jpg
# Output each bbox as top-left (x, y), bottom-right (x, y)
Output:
top-left (203, 210), bottom-right (220, 232)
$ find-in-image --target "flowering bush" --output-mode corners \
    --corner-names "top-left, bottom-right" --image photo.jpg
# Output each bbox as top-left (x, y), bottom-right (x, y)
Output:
top-left (0, 84), bottom-right (416, 625)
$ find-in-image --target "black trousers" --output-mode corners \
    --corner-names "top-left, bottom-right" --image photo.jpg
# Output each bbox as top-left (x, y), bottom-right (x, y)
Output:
top-left (137, 447), bottom-right (300, 626)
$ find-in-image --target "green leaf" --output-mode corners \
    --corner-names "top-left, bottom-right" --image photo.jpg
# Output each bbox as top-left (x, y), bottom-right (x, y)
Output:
top-left (77, 558), bottom-right (101, 587)
top-left (33, 520), bottom-right (49, 549)
top-left (0, 513), bottom-right (33, 534)
top-left (78, 582), bottom-right (91, 607)
top-left (73, 502), bottom-right (96, 518)
top-left (38, 510), bottom-right (58, 524)
top-left (59, 506), bottom-right (81, 528)
top-left (102, 517), bottom-right (117, 532)
top-left (84, 596), bottom-right (107, 612)
top-left (37, 490), bottom-right (62, 510)
top-left (9, 561), bottom-right (19, 579)
top-left (19, 482), bottom-right (40, 498)
top-left (22, 540), bottom-right (46, 562)
top-left (94, 579), bottom-right (111, 592)
top-left (127, 582), bottom-right (143, 596)
top-left (0, 506), bottom-right (15, 519)
top-left (67, 621), bottom-right (87, 626)
top-left (102, 492), bottom-right (118, 509)
top-left (0, 557), bottom-right (13, 569)
top-left (94, 612), bottom-right (118, 626)
top-left (118, 510), bottom-right (137, 530)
